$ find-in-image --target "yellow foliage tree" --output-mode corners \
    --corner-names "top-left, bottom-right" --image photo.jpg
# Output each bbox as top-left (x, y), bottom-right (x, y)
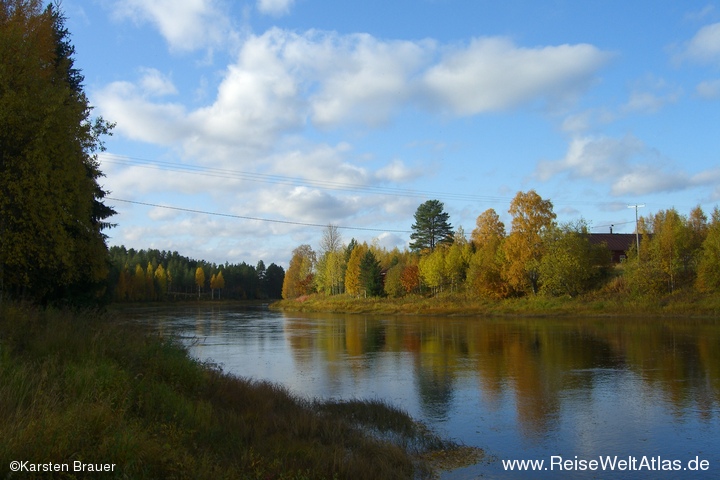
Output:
top-left (468, 209), bottom-right (507, 298)
top-left (344, 243), bottom-right (368, 297)
top-left (195, 266), bottom-right (205, 299)
top-left (501, 190), bottom-right (556, 295)
top-left (210, 271), bottom-right (226, 299)
top-left (282, 245), bottom-right (316, 299)
top-left (154, 264), bottom-right (167, 298)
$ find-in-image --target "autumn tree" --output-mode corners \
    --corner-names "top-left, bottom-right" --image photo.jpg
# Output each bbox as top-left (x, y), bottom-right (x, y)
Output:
top-left (0, 0), bottom-right (114, 305)
top-left (145, 262), bottom-right (156, 300)
top-left (444, 230), bottom-right (471, 292)
top-left (539, 221), bottom-right (610, 297)
top-left (210, 270), bottom-right (225, 299)
top-left (501, 190), bottom-right (556, 295)
top-left (195, 266), bottom-right (205, 299)
top-left (154, 264), bottom-right (168, 298)
top-left (468, 209), bottom-right (506, 298)
top-left (419, 247), bottom-right (446, 295)
top-left (316, 225), bottom-right (345, 295)
top-left (400, 264), bottom-right (421, 295)
top-left (409, 200), bottom-right (454, 252)
top-left (696, 207), bottom-right (720, 292)
top-left (383, 263), bottom-right (405, 297)
top-left (282, 245), bottom-right (316, 299)
top-left (626, 209), bottom-right (697, 295)
top-left (132, 264), bottom-right (145, 301)
top-left (344, 242), bottom-right (367, 297)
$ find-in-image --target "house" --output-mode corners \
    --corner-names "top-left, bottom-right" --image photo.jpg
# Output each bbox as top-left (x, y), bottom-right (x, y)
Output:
top-left (588, 233), bottom-right (637, 263)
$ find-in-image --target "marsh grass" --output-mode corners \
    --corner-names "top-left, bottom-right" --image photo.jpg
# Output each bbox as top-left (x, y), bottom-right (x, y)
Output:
top-left (0, 303), bottom-right (471, 479)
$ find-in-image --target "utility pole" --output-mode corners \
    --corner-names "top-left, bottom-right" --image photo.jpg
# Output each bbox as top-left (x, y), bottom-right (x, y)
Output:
top-left (628, 204), bottom-right (645, 258)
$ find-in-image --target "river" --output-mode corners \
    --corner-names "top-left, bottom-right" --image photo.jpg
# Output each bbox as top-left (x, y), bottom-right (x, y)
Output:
top-left (124, 305), bottom-right (720, 479)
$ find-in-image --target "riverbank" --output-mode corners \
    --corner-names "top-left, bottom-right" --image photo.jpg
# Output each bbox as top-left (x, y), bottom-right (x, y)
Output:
top-left (0, 303), bottom-right (480, 479)
top-left (271, 290), bottom-right (720, 318)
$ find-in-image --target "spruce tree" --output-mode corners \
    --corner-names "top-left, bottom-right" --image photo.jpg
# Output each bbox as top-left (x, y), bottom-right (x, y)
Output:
top-left (0, 0), bottom-right (114, 305)
top-left (359, 249), bottom-right (384, 297)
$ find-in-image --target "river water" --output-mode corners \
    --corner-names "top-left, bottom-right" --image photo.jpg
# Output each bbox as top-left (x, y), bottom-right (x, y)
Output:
top-left (124, 305), bottom-right (720, 479)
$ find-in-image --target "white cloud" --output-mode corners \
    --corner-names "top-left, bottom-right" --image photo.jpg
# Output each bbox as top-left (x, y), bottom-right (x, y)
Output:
top-left (375, 159), bottom-right (422, 183)
top-left (94, 81), bottom-right (190, 144)
top-left (536, 135), bottom-right (646, 182)
top-left (303, 33), bottom-right (433, 126)
top-left (679, 22), bottom-right (720, 64)
top-left (537, 134), bottom-right (720, 196)
top-left (621, 76), bottom-right (681, 114)
top-left (622, 90), bottom-right (679, 114)
top-left (138, 68), bottom-right (178, 97)
top-left (112, 0), bottom-right (236, 52)
top-left (422, 38), bottom-right (611, 115)
top-left (97, 29), bottom-right (610, 152)
top-left (187, 33), bottom-right (305, 153)
top-left (696, 79), bottom-right (720, 98)
top-left (257, 0), bottom-right (295, 17)
top-left (256, 186), bottom-right (362, 224)
top-left (536, 135), bottom-right (690, 196)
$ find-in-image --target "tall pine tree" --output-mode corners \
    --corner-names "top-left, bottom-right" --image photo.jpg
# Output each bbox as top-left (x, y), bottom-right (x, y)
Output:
top-left (409, 200), bottom-right (454, 252)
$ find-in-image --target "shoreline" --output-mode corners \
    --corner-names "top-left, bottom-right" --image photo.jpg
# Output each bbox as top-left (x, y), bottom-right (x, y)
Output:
top-left (0, 302), bottom-right (480, 479)
top-left (269, 291), bottom-right (720, 319)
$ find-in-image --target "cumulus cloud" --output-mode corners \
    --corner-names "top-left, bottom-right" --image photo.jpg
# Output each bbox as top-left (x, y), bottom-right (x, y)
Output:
top-left (375, 159), bottom-right (422, 183)
top-left (302, 33), bottom-right (433, 126)
top-left (138, 68), bottom-right (178, 97)
top-left (536, 135), bottom-right (647, 182)
top-left (257, 0), bottom-right (295, 17)
top-left (112, 0), bottom-right (235, 52)
top-left (94, 81), bottom-right (190, 145)
top-left (256, 186), bottom-right (362, 224)
top-left (98, 28), bottom-right (610, 154)
top-left (537, 134), bottom-right (720, 196)
top-left (422, 38), bottom-right (612, 115)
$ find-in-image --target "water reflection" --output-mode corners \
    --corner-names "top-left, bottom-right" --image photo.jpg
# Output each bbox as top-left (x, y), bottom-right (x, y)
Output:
top-left (282, 314), bottom-right (720, 437)
top-left (127, 307), bottom-right (720, 478)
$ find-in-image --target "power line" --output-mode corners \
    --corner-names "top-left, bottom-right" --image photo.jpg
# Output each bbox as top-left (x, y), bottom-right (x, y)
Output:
top-left (107, 197), bottom-right (412, 234)
top-left (101, 152), bottom-right (511, 203)
top-left (590, 220), bottom-right (635, 231)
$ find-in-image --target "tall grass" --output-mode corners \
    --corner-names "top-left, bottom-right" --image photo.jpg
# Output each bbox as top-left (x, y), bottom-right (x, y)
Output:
top-left (0, 303), bottom-right (475, 479)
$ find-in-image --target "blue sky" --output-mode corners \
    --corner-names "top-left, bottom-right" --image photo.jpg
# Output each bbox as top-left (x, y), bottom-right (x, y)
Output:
top-left (64, 0), bottom-right (720, 267)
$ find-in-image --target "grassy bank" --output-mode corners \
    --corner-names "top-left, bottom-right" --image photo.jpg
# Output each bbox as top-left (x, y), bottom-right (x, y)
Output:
top-left (271, 289), bottom-right (720, 318)
top-left (0, 303), bottom-right (479, 479)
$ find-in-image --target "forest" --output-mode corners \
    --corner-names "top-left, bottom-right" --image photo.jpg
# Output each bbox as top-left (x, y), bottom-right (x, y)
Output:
top-left (282, 192), bottom-right (720, 302)
top-left (108, 246), bottom-right (285, 301)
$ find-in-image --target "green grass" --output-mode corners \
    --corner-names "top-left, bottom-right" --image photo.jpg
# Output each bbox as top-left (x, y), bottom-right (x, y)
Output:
top-left (0, 302), bottom-right (476, 479)
top-left (272, 289), bottom-right (720, 318)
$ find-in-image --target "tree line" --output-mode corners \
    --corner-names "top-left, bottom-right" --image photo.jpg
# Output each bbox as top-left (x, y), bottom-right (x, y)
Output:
top-left (108, 247), bottom-right (285, 302)
top-left (282, 191), bottom-right (720, 300)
